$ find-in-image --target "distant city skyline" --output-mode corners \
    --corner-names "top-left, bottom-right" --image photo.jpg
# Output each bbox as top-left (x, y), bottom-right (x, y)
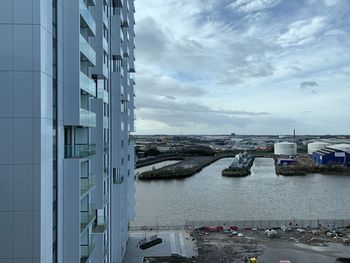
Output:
top-left (135, 0), bottom-right (350, 135)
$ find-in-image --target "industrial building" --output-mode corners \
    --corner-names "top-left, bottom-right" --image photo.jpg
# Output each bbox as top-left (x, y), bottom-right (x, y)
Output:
top-left (307, 141), bottom-right (330, 155)
top-left (0, 0), bottom-right (135, 263)
top-left (330, 144), bottom-right (350, 153)
top-left (312, 147), bottom-right (350, 166)
top-left (274, 142), bottom-right (297, 156)
top-left (276, 158), bottom-right (296, 166)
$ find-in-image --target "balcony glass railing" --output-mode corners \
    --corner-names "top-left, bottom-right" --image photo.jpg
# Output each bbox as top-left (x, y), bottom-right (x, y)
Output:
top-left (80, 175), bottom-right (96, 197)
top-left (113, 174), bottom-right (124, 185)
top-left (103, 193), bottom-right (109, 204)
top-left (104, 90), bottom-right (109, 104)
top-left (121, 65), bottom-right (124, 79)
top-left (80, 34), bottom-right (96, 66)
top-left (64, 144), bottom-right (96, 159)
top-left (80, 108), bottom-right (96, 127)
top-left (130, 74), bottom-right (136, 83)
top-left (104, 143), bottom-right (109, 152)
top-left (103, 63), bottom-right (108, 78)
top-left (122, 13), bottom-right (129, 28)
top-left (119, 8), bottom-right (124, 23)
top-left (80, 71), bottom-right (96, 97)
top-left (120, 28), bottom-right (124, 43)
top-left (80, 0), bottom-right (96, 36)
top-left (104, 242), bottom-right (109, 255)
top-left (93, 216), bottom-right (108, 234)
top-left (80, 239), bottom-right (96, 263)
top-left (103, 37), bottom-right (108, 52)
top-left (103, 10), bottom-right (108, 27)
top-left (80, 205), bottom-right (97, 232)
top-left (103, 116), bottom-right (109, 129)
top-left (87, 0), bottom-right (96, 6)
top-left (98, 88), bottom-right (109, 104)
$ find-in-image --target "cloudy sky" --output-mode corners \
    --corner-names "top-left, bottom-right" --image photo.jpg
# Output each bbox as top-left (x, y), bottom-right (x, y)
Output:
top-left (134, 0), bottom-right (350, 135)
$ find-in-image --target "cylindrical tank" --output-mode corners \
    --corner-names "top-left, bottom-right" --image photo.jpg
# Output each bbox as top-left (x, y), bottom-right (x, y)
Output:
top-left (329, 144), bottom-right (350, 153)
top-left (274, 142), bottom-right (297, 156)
top-left (307, 141), bottom-right (330, 155)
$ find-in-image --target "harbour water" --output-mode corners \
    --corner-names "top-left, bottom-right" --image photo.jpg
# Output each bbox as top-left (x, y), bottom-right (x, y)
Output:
top-left (132, 158), bottom-right (350, 226)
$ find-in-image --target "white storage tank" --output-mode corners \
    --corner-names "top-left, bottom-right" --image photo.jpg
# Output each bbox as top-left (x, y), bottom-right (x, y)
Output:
top-left (274, 141), bottom-right (297, 156)
top-left (329, 144), bottom-right (350, 153)
top-left (307, 141), bottom-right (330, 155)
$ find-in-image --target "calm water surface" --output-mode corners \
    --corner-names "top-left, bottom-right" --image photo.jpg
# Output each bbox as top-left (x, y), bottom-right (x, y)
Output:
top-left (133, 158), bottom-right (350, 226)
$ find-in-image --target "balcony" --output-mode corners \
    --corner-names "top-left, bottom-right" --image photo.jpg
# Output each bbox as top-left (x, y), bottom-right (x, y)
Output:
top-left (121, 65), bottom-right (125, 79)
top-left (104, 242), bottom-right (109, 256)
top-left (126, 0), bottom-right (130, 13)
top-left (80, 175), bottom-right (96, 197)
top-left (80, 71), bottom-right (96, 97)
top-left (86, 0), bottom-right (96, 6)
top-left (80, 108), bottom-right (96, 127)
top-left (119, 7), bottom-right (124, 23)
top-left (103, 192), bottom-right (109, 204)
top-left (64, 144), bottom-right (96, 159)
top-left (103, 116), bottom-right (109, 129)
top-left (80, 34), bottom-right (96, 66)
top-left (98, 88), bottom-right (109, 104)
top-left (113, 174), bottom-right (124, 185)
top-left (80, 205), bottom-right (97, 232)
top-left (92, 216), bottom-right (108, 234)
top-left (123, 45), bottom-right (130, 58)
top-left (103, 63), bottom-right (108, 78)
top-left (120, 28), bottom-right (124, 43)
top-left (103, 10), bottom-right (108, 27)
top-left (129, 136), bottom-right (136, 144)
top-left (104, 143), bottom-right (109, 152)
top-left (130, 74), bottom-right (136, 84)
top-left (80, 240), bottom-right (96, 263)
top-left (103, 37), bottom-right (108, 53)
top-left (80, 0), bottom-right (96, 36)
top-left (122, 12), bottom-right (129, 28)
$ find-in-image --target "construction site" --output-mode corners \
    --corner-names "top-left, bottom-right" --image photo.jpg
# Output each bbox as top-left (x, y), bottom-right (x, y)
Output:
top-left (130, 222), bottom-right (350, 263)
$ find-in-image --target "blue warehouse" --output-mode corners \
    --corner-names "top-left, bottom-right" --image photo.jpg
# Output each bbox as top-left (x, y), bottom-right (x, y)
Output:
top-left (312, 147), bottom-right (350, 166)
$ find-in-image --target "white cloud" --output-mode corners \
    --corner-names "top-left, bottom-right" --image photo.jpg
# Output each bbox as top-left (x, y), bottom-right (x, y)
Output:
top-left (134, 0), bottom-right (350, 134)
top-left (278, 17), bottom-right (328, 47)
top-left (227, 0), bottom-right (282, 13)
top-left (324, 0), bottom-right (338, 6)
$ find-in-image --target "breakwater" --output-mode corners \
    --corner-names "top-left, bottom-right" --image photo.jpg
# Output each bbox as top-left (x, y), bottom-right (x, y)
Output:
top-left (138, 154), bottom-right (235, 180)
top-left (136, 155), bottom-right (183, 168)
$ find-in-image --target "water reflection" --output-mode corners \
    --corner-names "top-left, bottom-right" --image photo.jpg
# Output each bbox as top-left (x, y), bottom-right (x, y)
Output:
top-left (133, 158), bottom-right (350, 226)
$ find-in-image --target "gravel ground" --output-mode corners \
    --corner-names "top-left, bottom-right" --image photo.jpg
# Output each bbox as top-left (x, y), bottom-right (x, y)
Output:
top-left (146, 228), bottom-right (350, 263)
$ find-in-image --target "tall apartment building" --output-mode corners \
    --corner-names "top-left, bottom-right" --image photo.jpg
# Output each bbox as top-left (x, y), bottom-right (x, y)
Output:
top-left (0, 0), bottom-right (136, 262)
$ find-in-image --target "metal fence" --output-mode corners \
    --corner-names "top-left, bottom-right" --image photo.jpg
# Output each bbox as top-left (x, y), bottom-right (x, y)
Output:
top-left (129, 219), bottom-right (350, 231)
top-left (185, 219), bottom-right (350, 230)
top-left (129, 225), bottom-right (185, 231)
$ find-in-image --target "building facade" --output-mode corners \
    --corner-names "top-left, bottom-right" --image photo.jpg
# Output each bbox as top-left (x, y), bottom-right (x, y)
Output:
top-left (0, 0), bottom-right (136, 262)
top-left (312, 148), bottom-right (350, 166)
